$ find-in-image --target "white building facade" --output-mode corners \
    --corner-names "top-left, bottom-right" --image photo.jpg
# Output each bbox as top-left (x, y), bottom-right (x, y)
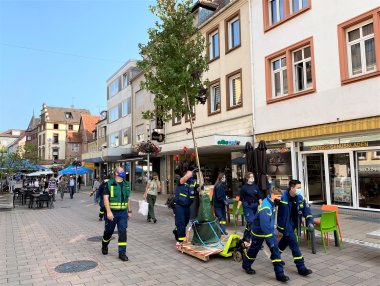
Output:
top-left (250, 1), bottom-right (380, 210)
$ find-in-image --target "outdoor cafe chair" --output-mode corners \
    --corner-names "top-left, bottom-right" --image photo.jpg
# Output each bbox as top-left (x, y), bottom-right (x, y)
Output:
top-left (227, 199), bottom-right (245, 227)
top-left (35, 193), bottom-right (51, 208)
top-left (314, 204), bottom-right (343, 245)
top-left (314, 211), bottom-right (342, 253)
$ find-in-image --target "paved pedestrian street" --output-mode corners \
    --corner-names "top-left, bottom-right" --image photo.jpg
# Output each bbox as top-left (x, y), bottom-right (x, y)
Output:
top-left (1, 191), bottom-right (379, 286)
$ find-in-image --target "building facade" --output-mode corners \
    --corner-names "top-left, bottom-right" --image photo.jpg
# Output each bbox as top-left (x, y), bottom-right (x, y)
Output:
top-left (37, 103), bottom-right (90, 166)
top-left (24, 115), bottom-right (41, 159)
top-left (250, 1), bottom-right (380, 210)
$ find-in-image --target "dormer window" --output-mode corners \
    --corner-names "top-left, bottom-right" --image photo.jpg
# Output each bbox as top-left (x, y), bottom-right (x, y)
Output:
top-left (65, 112), bottom-right (73, 119)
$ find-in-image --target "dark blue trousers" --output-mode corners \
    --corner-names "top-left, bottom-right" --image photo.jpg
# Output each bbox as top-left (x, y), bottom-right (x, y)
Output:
top-left (278, 230), bottom-right (306, 270)
top-left (99, 200), bottom-right (105, 219)
top-left (242, 235), bottom-right (284, 277)
top-left (214, 206), bottom-right (227, 233)
top-left (102, 210), bottom-right (128, 254)
top-left (243, 202), bottom-right (258, 241)
top-left (174, 204), bottom-right (190, 242)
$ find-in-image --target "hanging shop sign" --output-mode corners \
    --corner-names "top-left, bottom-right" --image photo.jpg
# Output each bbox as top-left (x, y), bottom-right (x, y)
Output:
top-left (217, 140), bottom-right (240, 145)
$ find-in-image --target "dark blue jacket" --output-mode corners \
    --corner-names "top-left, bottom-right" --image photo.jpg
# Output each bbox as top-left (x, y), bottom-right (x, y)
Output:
top-left (174, 177), bottom-right (196, 207)
top-left (251, 195), bottom-right (277, 241)
top-left (212, 182), bottom-right (226, 208)
top-left (277, 189), bottom-right (314, 236)
top-left (239, 183), bottom-right (261, 204)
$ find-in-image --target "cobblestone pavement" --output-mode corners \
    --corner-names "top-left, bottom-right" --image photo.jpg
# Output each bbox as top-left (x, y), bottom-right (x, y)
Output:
top-left (1, 190), bottom-right (379, 286)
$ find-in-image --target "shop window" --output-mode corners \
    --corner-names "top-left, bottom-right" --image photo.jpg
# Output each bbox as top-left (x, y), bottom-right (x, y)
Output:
top-left (329, 153), bottom-right (353, 207)
top-left (337, 7), bottom-right (380, 85)
top-left (225, 12), bottom-right (241, 53)
top-left (208, 79), bottom-right (221, 115)
top-left (356, 150), bottom-right (380, 209)
top-left (263, 0), bottom-right (311, 32)
top-left (265, 37), bottom-right (315, 104)
top-left (226, 69), bottom-right (242, 110)
top-left (208, 28), bottom-right (220, 62)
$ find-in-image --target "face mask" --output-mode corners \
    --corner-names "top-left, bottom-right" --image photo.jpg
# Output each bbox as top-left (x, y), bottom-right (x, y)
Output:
top-left (248, 178), bottom-right (254, 184)
top-left (295, 188), bottom-right (303, 196)
top-left (274, 198), bottom-right (281, 206)
top-left (117, 172), bottom-right (126, 178)
top-left (221, 178), bottom-right (226, 183)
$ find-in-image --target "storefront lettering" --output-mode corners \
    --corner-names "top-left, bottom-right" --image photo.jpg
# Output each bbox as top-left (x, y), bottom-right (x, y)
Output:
top-left (217, 140), bottom-right (240, 146)
top-left (308, 142), bottom-right (369, 151)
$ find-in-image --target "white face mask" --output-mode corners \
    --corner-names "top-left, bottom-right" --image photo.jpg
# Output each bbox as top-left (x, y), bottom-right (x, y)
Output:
top-left (295, 188), bottom-right (303, 196)
top-left (248, 178), bottom-right (255, 184)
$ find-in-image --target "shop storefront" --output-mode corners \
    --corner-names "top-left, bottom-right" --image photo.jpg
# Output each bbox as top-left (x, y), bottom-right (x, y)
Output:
top-left (298, 135), bottom-right (380, 210)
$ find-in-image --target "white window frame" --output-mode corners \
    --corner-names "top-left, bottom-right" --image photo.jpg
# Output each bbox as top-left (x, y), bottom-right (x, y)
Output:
top-left (374, 150), bottom-right (380, 159)
top-left (209, 30), bottom-right (219, 60)
top-left (108, 106), bottom-right (119, 123)
top-left (109, 132), bottom-right (120, 148)
top-left (122, 99), bottom-right (130, 117)
top-left (229, 73), bottom-right (242, 108)
top-left (268, 0), bottom-right (285, 25)
top-left (271, 55), bottom-right (288, 98)
top-left (290, 0), bottom-right (308, 14)
top-left (122, 73), bottom-right (129, 89)
top-left (122, 128), bottom-right (130, 145)
top-left (346, 19), bottom-right (376, 78)
top-left (210, 83), bottom-right (221, 113)
top-left (292, 45), bottom-right (312, 93)
top-left (109, 79), bottom-right (119, 97)
top-left (228, 16), bottom-right (240, 50)
top-left (357, 151), bottom-right (367, 160)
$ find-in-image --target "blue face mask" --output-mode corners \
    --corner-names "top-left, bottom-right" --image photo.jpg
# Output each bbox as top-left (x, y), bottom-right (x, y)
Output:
top-left (117, 172), bottom-right (126, 178)
top-left (221, 178), bottom-right (226, 183)
top-left (295, 188), bottom-right (303, 196)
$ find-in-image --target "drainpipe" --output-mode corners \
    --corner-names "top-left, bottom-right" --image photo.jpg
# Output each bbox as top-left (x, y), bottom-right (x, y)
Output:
top-left (248, 0), bottom-right (257, 147)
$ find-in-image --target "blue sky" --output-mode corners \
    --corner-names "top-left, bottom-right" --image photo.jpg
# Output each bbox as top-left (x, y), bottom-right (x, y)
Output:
top-left (0, 0), bottom-right (156, 131)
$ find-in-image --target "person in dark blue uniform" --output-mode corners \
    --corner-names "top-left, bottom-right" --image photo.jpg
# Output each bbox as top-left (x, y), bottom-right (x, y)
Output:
top-left (173, 160), bottom-right (197, 245)
top-left (236, 172), bottom-right (262, 242)
top-left (101, 167), bottom-right (132, 261)
top-left (242, 187), bottom-right (289, 282)
top-left (277, 179), bottom-right (313, 276)
top-left (212, 172), bottom-right (228, 234)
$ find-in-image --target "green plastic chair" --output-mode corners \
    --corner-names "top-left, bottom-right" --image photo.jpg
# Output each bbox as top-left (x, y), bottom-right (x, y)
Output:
top-left (314, 211), bottom-right (342, 253)
top-left (229, 201), bottom-right (244, 228)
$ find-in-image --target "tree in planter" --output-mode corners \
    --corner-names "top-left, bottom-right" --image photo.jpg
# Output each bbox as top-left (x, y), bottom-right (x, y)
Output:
top-left (138, 0), bottom-right (223, 244)
top-left (138, 0), bottom-right (209, 186)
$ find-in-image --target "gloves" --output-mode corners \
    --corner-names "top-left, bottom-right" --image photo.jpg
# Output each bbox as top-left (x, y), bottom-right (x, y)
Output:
top-left (308, 223), bottom-right (314, 231)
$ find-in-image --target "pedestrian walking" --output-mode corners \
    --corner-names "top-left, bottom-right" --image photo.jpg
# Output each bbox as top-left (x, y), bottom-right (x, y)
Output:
top-left (236, 172), bottom-right (262, 243)
top-left (91, 177), bottom-right (100, 203)
top-left (58, 175), bottom-right (68, 199)
top-left (48, 176), bottom-right (57, 202)
top-left (69, 176), bottom-right (75, 199)
top-left (144, 172), bottom-right (161, 223)
top-left (212, 172), bottom-right (228, 234)
top-left (77, 175), bottom-right (82, 190)
top-left (277, 179), bottom-right (313, 277)
top-left (242, 187), bottom-right (289, 282)
top-left (101, 167), bottom-right (132, 261)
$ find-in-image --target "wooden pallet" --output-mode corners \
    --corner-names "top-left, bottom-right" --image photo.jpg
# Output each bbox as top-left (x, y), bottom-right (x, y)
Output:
top-left (176, 242), bottom-right (223, 261)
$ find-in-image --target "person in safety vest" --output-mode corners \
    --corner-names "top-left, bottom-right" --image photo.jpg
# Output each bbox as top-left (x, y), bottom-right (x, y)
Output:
top-left (236, 172), bottom-right (262, 243)
top-left (173, 160), bottom-right (197, 245)
top-left (212, 172), bottom-right (228, 234)
top-left (101, 167), bottom-right (132, 261)
top-left (242, 187), bottom-right (289, 282)
top-left (277, 179), bottom-right (313, 276)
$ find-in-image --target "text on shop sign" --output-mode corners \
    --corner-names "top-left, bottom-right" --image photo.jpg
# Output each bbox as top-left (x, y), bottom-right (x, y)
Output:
top-left (309, 142), bottom-right (369, 151)
top-left (217, 140), bottom-right (240, 145)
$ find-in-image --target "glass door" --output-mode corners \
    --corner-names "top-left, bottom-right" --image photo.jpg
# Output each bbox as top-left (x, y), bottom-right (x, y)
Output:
top-left (303, 153), bottom-right (326, 203)
top-left (328, 153), bottom-right (353, 207)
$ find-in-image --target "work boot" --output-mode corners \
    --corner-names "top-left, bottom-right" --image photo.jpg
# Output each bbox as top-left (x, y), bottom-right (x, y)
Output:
top-left (243, 266), bottom-right (256, 275)
top-left (153, 219), bottom-right (157, 223)
top-left (99, 217), bottom-right (102, 221)
top-left (276, 275), bottom-right (290, 282)
top-left (298, 268), bottom-right (312, 276)
top-left (173, 229), bottom-right (178, 240)
top-left (147, 218), bottom-right (151, 223)
top-left (119, 254), bottom-right (128, 261)
top-left (101, 245), bottom-right (108, 255)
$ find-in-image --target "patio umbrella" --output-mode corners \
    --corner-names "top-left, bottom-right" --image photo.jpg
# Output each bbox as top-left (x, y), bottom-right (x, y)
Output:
top-left (58, 166), bottom-right (93, 175)
top-left (27, 170), bottom-right (54, 176)
top-left (245, 142), bottom-right (255, 172)
top-left (256, 140), bottom-right (268, 197)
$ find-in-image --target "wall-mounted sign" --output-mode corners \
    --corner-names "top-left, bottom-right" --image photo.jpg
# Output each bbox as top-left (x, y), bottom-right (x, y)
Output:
top-left (301, 141), bottom-right (380, 151)
top-left (217, 140), bottom-right (240, 145)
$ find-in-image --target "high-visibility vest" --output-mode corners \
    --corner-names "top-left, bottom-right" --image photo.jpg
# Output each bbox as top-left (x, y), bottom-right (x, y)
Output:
top-left (107, 179), bottom-right (130, 210)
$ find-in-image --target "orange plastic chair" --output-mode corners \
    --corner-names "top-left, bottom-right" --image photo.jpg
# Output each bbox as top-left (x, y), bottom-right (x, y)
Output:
top-left (314, 204), bottom-right (342, 245)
